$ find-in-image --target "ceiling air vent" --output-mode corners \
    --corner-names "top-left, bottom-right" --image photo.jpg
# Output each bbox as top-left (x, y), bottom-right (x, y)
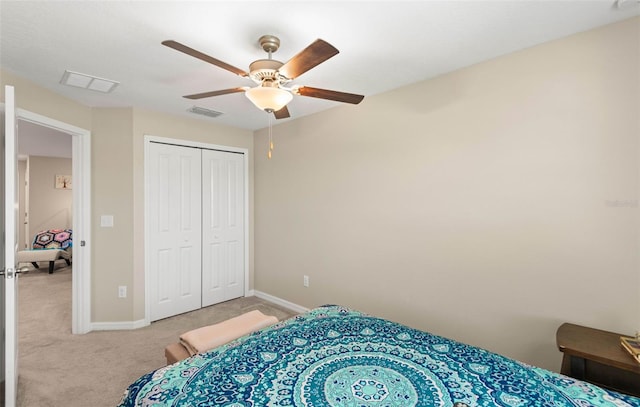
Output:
top-left (187, 106), bottom-right (224, 118)
top-left (60, 70), bottom-right (119, 93)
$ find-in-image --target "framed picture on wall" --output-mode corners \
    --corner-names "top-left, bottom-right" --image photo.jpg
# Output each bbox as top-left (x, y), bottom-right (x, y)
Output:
top-left (55, 174), bottom-right (72, 189)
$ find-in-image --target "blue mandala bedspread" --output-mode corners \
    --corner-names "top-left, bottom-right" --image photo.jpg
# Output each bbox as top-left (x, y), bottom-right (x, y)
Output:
top-left (119, 305), bottom-right (640, 406)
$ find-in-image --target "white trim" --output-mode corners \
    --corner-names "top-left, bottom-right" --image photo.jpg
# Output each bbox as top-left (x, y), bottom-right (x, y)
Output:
top-left (5, 85), bottom-right (18, 406)
top-left (143, 135), bottom-right (250, 326)
top-left (252, 290), bottom-right (309, 314)
top-left (144, 139), bottom-right (151, 326)
top-left (15, 109), bottom-right (92, 334)
top-left (91, 319), bottom-right (148, 331)
top-left (243, 145), bottom-right (250, 297)
top-left (89, 292), bottom-right (306, 331)
top-left (144, 135), bottom-right (248, 154)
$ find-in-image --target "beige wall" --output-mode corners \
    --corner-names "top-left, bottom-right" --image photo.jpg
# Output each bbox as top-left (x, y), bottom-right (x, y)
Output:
top-left (0, 70), bottom-right (92, 130)
top-left (91, 108), bottom-right (135, 321)
top-left (254, 17), bottom-right (640, 372)
top-left (27, 156), bottom-right (73, 239)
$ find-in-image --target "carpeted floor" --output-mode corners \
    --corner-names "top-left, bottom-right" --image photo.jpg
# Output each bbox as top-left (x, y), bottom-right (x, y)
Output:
top-left (16, 264), bottom-right (296, 406)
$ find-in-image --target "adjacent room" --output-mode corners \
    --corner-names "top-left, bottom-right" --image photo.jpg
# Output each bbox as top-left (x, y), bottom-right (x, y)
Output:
top-left (17, 121), bottom-right (73, 270)
top-left (0, 1), bottom-right (639, 406)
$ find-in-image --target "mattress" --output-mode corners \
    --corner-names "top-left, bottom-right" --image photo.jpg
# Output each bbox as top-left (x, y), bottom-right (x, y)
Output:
top-left (118, 305), bottom-right (640, 406)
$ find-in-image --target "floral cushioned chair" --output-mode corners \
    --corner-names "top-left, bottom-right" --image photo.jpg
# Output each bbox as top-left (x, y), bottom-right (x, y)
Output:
top-left (16, 229), bottom-right (72, 274)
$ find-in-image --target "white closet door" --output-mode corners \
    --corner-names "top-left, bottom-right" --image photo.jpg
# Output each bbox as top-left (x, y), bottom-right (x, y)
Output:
top-left (201, 149), bottom-right (245, 307)
top-left (148, 143), bottom-right (202, 321)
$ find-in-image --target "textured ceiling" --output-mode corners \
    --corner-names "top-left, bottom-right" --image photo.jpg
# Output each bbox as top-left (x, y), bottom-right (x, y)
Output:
top-left (1, 1), bottom-right (638, 131)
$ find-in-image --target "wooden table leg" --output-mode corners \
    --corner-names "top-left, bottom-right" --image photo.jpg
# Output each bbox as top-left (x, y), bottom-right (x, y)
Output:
top-left (569, 355), bottom-right (586, 380)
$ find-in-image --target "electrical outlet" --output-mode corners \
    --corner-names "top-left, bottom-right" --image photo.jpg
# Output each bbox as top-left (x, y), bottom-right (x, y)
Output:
top-left (303, 275), bottom-right (309, 287)
top-left (118, 285), bottom-right (127, 298)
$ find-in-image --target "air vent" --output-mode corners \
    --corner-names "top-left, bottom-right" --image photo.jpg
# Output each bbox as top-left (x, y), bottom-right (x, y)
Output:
top-left (187, 106), bottom-right (223, 118)
top-left (60, 70), bottom-right (119, 93)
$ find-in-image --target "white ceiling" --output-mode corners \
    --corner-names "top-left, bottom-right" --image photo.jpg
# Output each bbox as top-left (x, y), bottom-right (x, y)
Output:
top-left (1, 1), bottom-right (638, 131)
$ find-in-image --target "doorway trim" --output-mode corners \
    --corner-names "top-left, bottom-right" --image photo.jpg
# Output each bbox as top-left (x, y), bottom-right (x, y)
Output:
top-left (17, 108), bottom-right (91, 334)
top-left (143, 135), bottom-right (249, 326)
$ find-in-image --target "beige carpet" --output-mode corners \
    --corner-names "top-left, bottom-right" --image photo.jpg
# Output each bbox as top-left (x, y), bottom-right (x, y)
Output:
top-left (16, 264), bottom-right (296, 407)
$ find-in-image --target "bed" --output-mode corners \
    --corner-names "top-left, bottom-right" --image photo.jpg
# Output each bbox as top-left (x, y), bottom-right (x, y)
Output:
top-left (119, 305), bottom-right (640, 406)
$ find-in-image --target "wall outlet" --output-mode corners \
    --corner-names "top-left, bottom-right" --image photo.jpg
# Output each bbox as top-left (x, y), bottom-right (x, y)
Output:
top-left (303, 275), bottom-right (309, 287)
top-left (118, 285), bottom-right (127, 298)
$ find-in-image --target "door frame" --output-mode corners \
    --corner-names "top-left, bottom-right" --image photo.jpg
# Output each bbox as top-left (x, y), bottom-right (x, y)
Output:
top-left (17, 109), bottom-right (92, 334)
top-left (143, 135), bottom-right (249, 325)
top-left (3, 85), bottom-right (18, 406)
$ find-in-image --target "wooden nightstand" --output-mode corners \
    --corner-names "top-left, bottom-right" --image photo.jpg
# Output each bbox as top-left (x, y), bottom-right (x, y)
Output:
top-left (556, 323), bottom-right (640, 397)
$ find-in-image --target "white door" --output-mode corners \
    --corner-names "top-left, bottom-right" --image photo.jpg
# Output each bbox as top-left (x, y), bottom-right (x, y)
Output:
top-left (148, 143), bottom-right (202, 321)
top-left (3, 85), bottom-right (19, 407)
top-left (201, 150), bottom-right (245, 306)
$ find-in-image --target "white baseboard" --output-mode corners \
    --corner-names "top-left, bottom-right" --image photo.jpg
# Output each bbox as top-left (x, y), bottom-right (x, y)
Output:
top-left (251, 290), bottom-right (309, 314)
top-left (91, 319), bottom-right (148, 331)
top-left (90, 292), bottom-right (306, 331)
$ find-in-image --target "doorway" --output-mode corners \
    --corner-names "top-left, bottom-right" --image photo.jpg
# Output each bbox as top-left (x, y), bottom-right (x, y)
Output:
top-left (18, 121), bottom-right (72, 251)
top-left (15, 110), bottom-right (91, 334)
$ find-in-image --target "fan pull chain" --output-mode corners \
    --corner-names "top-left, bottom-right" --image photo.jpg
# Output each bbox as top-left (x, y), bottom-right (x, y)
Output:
top-left (267, 113), bottom-right (274, 159)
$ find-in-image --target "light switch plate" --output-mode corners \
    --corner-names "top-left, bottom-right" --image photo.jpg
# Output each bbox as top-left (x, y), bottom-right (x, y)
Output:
top-left (100, 215), bottom-right (114, 227)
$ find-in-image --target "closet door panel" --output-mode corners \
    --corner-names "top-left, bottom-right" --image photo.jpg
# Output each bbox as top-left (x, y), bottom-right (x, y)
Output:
top-left (148, 143), bottom-right (202, 321)
top-left (202, 150), bottom-right (244, 306)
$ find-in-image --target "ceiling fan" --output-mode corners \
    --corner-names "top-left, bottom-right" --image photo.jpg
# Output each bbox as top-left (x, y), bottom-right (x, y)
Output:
top-left (162, 35), bottom-right (364, 119)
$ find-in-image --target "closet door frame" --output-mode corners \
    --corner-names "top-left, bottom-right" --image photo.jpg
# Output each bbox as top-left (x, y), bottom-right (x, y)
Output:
top-left (143, 135), bottom-right (249, 325)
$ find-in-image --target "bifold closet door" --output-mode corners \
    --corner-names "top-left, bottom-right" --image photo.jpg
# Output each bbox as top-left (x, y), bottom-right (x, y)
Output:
top-left (148, 143), bottom-right (202, 322)
top-left (201, 150), bottom-right (245, 307)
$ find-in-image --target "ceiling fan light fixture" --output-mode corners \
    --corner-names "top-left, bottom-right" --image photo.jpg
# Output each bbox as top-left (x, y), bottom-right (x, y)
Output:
top-left (245, 86), bottom-right (293, 112)
top-left (163, 36), bottom-right (364, 120)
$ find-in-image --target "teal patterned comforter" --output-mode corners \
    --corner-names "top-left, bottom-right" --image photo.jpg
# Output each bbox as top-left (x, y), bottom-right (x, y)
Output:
top-left (119, 306), bottom-right (640, 406)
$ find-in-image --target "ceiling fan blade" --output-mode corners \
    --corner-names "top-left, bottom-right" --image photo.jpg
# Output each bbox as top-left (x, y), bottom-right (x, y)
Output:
top-left (295, 86), bottom-right (364, 104)
top-left (273, 105), bottom-right (290, 119)
top-left (183, 87), bottom-right (247, 100)
top-left (279, 39), bottom-right (339, 79)
top-left (162, 40), bottom-right (248, 77)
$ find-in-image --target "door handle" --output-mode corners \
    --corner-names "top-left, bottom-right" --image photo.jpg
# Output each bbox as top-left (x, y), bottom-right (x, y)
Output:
top-left (0, 267), bottom-right (29, 278)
